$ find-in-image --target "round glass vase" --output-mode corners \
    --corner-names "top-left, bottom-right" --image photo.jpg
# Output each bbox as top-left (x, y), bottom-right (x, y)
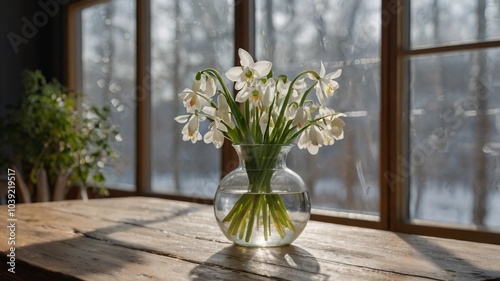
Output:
top-left (214, 144), bottom-right (311, 247)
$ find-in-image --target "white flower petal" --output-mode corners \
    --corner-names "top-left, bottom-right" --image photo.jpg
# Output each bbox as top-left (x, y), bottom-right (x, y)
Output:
top-left (325, 69), bottom-right (342, 79)
top-left (315, 87), bottom-right (327, 105)
top-left (235, 89), bottom-right (251, 103)
top-left (225, 67), bottom-right (243, 82)
top-left (293, 107), bottom-right (307, 128)
top-left (193, 131), bottom-right (202, 143)
top-left (205, 76), bottom-right (216, 97)
top-left (203, 130), bottom-right (214, 144)
top-left (238, 48), bottom-right (254, 67)
top-left (187, 117), bottom-right (199, 134)
top-left (320, 61), bottom-right (326, 77)
top-left (307, 145), bottom-right (319, 155)
top-left (202, 106), bottom-right (216, 117)
top-left (235, 81), bottom-right (247, 91)
top-left (285, 104), bottom-right (297, 120)
top-left (217, 95), bottom-right (231, 113)
top-left (310, 126), bottom-right (324, 145)
top-left (174, 115), bottom-right (190, 123)
top-left (297, 129), bottom-right (309, 149)
top-left (213, 130), bottom-right (225, 148)
top-left (192, 79), bottom-right (203, 92)
top-left (253, 61), bottom-right (272, 77)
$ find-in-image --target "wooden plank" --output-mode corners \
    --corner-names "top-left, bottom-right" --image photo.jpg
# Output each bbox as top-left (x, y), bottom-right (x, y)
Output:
top-left (0, 222), bottom-right (269, 281)
top-left (0, 205), bottom-right (400, 280)
top-left (0, 201), bottom-right (272, 280)
top-left (300, 223), bottom-right (500, 281)
top-left (1, 197), bottom-right (499, 280)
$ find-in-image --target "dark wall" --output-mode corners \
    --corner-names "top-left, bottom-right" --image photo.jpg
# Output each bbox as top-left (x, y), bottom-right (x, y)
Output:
top-left (0, 0), bottom-right (66, 117)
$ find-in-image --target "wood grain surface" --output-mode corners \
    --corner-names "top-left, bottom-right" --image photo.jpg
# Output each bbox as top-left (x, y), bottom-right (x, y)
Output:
top-left (0, 197), bottom-right (499, 280)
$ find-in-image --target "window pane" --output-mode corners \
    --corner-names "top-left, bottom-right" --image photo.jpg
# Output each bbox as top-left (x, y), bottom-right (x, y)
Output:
top-left (410, 0), bottom-right (500, 49)
top-left (407, 49), bottom-right (500, 229)
top-left (150, 0), bottom-right (233, 197)
top-left (256, 0), bottom-right (381, 215)
top-left (81, 0), bottom-right (137, 190)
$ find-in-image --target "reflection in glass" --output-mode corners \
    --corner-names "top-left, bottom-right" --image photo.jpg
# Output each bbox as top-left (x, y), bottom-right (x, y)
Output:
top-left (81, 0), bottom-right (136, 190)
top-left (256, 0), bottom-right (381, 215)
top-left (410, 0), bottom-right (500, 48)
top-left (408, 49), bottom-right (500, 229)
top-left (150, 0), bottom-right (233, 197)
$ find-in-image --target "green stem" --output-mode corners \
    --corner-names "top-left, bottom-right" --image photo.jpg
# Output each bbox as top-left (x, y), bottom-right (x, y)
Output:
top-left (221, 145), bottom-right (296, 243)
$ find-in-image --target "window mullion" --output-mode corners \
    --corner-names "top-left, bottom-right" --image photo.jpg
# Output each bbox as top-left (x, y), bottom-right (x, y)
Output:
top-left (221, 0), bottom-right (255, 178)
top-left (136, 0), bottom-right (151, 194)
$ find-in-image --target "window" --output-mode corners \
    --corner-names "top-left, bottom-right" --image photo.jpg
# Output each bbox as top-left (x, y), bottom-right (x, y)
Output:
top-left (403, 0), bottom-right (500, 230)
top-left (255, 0), bottom-right (381, 216)
top-left (68, 0), bottom-right (500, 243)
top-left (150, 0), bottom-right (234, 197)
top-left (70, 0), bottom-right (137, 191)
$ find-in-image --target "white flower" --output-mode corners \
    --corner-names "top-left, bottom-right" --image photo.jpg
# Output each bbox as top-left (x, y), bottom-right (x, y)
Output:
top-left (285, 102), bottom-right (299, 120)
top-left (204, 76), bottom-right (216, 98)
top-left (293, 105), bottom-right (315, 128)
top-left (259, 111), bottom-right (275, 135)
top-left (293, 107), bottom-right (308, 128)
top-left (316, 106), bottom-right (345, 145)
top-left (226, 49), bottom-right (272, 86)
top-left (323, 117), bottom-right (345, 145)
top-left (226, 49), bottom-right (272, 100)
top-left (298, 125), bottom-right (324, 155)
top-left (276, 79), bottom-right (290, 99)
top-left (204, 118), bottom-right (226, 148)
top-left (249, 88), bottom-right (263, 107)
top-left (277, 79), bottom-right (304, 102)
top-left (262, 79), bottom-right (276, 107)
top-left (178, 76), bottom-right (215, 113)
top-left (179, 89), bottom-right (202, 113)
top-left (178, 80), bottom-right (203, 113)
top-left (181, 115), bottom-right (202, 144)
top-left (203, 95), bottom-right (234, 129)
top-left (308, 61), bottom-right (342, 105)
top-left (175, 49), bottom-right (346, 155)
top-left (234, 84), bottom-right (254, 103)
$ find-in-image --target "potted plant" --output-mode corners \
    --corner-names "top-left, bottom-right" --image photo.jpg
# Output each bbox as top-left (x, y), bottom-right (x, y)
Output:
top-left (0, 70), bottom-right (119, 202)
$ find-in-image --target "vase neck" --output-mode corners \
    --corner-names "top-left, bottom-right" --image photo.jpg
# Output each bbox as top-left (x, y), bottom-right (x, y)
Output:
top-left (233, 144), bottom-right (292, 170)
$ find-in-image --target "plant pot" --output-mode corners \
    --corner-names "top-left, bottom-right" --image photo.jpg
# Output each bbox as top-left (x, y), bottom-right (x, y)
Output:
top-left (214, 144), bottom-right (311, 247)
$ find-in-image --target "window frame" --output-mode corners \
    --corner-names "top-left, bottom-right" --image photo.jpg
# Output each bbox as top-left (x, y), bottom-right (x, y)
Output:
top-left (389, 0), bottom-right (500, 244)
top-left (66, 0), bottom-right (500, 244)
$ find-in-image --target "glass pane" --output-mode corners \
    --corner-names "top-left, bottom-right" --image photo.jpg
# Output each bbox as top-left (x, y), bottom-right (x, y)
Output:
top-left (410, 0), bottom-right (500, 48)
top-left (256, 0), bottom-right (381, 215)
top-left (150, 0), bottom-right (233, 197)
top-left (81, 1), bottom-right (136, 190)
top-left (407, 48), bottom-right (500, 229)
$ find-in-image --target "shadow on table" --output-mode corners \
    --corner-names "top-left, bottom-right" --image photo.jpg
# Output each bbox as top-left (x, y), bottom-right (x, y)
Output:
top-left (2, 235), bottom-right (145, 281)
top-left (397, 234), bottom-right (500, 281)
top-left (190, 244), bottom-right (328, 281)
top-left (2, 205), bottom-right (205, 280)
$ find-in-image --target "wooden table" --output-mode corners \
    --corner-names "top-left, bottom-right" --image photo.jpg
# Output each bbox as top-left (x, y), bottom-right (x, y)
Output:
top-left (0, 197), bottom-right (499, 280)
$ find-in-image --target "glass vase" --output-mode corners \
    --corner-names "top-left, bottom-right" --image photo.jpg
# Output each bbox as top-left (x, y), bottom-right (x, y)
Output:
top-left (214, 144), bottom-right (311, 247)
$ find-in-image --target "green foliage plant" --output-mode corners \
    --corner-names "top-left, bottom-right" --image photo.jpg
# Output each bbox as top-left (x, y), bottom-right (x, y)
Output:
top-left (0, 70), bottom-right (119, 200)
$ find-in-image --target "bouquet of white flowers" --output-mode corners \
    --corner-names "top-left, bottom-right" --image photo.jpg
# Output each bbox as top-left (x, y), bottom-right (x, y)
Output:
top-left (175, 48), bottom-right (345, 243)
